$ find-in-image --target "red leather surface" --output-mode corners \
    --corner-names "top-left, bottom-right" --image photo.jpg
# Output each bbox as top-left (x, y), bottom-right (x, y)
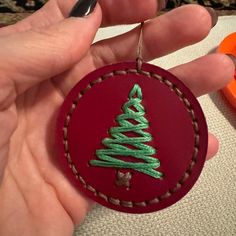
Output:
top-left (56, 62), bottom-right (208, 213)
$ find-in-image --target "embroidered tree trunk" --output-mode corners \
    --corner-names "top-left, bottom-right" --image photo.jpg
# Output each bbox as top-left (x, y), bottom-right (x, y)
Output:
top-left (90, 84), bottom-right (163, 179)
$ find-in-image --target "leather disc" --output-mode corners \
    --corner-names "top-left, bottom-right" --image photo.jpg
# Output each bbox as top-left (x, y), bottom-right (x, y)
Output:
top-left (56, 62), bottom-right (208, 213)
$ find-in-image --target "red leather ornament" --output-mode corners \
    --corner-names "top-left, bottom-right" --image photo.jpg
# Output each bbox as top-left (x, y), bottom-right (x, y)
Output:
top-left (56, 62), bottom-right (208, 213)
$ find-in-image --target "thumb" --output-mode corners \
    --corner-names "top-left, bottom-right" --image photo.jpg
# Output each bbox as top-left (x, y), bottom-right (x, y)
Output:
top-left (0, 2), bottom-right (101, 109)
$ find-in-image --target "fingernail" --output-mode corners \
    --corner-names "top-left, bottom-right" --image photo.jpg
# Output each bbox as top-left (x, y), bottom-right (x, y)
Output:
top-left (69, 0), bottom-right (97, 17)
top-left (226, 54), bottom-right (236, 68)
top-left (205, 7), bottom-right (218, 28)
top-left (157, 0), bottom-right (167, 11)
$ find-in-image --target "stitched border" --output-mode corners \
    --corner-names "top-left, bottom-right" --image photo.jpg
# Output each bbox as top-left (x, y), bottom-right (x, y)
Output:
top-left (62, 68), bottom-right (200, 208)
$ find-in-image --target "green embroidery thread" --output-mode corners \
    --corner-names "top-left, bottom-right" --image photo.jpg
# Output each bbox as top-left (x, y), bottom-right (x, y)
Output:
top-left (90, 84), bottom-right (163, 179)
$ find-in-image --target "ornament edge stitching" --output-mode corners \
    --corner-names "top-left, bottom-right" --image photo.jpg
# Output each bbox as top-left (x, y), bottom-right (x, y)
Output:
top-left (62, 68), bottom-right (201, 208)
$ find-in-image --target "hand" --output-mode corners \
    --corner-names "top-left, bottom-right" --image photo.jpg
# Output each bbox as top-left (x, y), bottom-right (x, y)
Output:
top-left (0, 1), bottom-right (234, 235)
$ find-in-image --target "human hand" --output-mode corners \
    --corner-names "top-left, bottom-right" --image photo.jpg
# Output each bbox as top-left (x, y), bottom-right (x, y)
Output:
top-left (0, 0), bottom-right (234, 235)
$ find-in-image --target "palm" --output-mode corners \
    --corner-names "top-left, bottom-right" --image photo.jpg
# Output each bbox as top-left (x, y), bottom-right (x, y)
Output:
top-left (1, 72), bottom-right (92, 235)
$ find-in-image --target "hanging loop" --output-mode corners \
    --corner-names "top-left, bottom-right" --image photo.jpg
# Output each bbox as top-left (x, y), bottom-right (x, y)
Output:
top-left (136, 22), bottom-right (144, 72)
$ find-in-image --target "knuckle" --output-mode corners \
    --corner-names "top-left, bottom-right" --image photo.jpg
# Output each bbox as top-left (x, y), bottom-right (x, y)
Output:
top-left (0, 77), bottom-right (17, 110)
top-left (0, 105), bottom-right (17, 149)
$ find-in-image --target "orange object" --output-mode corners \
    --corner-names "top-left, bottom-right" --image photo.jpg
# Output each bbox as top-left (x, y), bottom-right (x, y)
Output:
top-left (218, 32), bottom-right (236, 108)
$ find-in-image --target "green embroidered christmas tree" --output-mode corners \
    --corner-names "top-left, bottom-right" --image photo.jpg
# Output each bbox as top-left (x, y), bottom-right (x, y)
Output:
top-left (90, 84), bottom-right (163, 179)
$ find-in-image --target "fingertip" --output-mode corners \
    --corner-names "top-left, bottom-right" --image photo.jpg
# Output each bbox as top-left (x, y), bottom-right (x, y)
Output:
top-left (221, 53), bottom-right (236, 83)
top-left (171, 5), bottom-right (213, 43)
top-left (206, 133), bottom-right (219, 160)
top-left (206, 53), bottom-right (235, 89)
top-left (190, 5), bottom-right (213, 41)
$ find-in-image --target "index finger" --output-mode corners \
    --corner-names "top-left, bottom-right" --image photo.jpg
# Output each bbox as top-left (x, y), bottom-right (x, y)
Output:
top-left (99, 0), bottom-right (163, 26)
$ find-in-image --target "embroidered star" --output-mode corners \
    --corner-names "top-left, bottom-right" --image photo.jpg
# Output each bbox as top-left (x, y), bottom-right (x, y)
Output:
top-left (116, 171), bottom-right (132, 188)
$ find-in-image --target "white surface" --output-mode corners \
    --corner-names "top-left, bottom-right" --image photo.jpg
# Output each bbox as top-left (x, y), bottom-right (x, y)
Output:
top-left (75, 16), bottom-right (236, 236)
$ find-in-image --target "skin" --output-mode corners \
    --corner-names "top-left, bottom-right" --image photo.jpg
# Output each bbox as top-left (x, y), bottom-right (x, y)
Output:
top-left (0, 0), bottom-right (234, 235)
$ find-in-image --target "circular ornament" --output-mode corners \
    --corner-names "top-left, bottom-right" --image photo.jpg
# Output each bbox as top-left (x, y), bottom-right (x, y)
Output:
top-left (57, 62), bottom-right (208, 213)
